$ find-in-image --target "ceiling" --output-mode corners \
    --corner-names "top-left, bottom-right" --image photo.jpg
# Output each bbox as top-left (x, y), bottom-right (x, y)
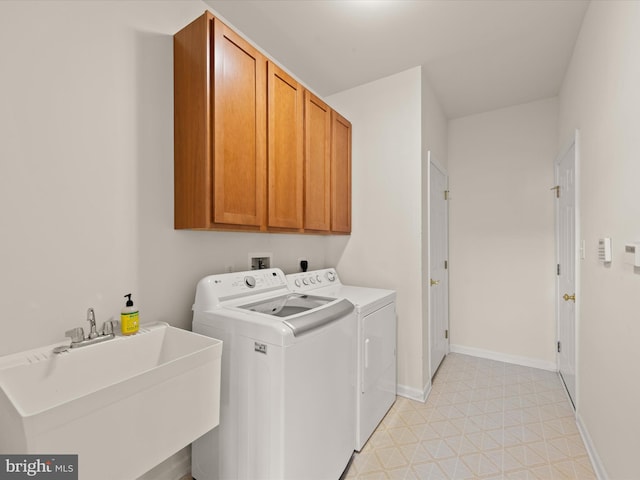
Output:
top-left (204, 0), bottom-right (589, 119)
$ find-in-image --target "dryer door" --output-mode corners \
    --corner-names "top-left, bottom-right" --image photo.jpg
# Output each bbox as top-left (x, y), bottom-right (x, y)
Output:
top-left (359, 302), bottom-right (396, 450)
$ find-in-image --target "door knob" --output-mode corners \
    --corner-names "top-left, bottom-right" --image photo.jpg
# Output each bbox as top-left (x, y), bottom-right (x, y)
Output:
top-left (430, 279), bottom-right (440, 286)
top-left (563, 293), bottom-right (576, 302)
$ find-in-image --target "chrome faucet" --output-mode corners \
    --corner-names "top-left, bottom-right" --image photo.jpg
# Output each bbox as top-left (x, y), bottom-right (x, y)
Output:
top-left (87, 307), bottom-right (99, 339)
top-left (58, 307), bottom-right (115, 352)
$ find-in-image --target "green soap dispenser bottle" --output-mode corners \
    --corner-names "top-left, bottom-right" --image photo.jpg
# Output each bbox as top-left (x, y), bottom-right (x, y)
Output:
top-left (121, 293), bottom-right (139, 335)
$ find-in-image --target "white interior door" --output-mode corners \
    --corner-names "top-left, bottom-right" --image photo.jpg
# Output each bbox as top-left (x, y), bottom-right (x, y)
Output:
top-left (429, 155), bottom-right (449, 378)
top-left (555, 133), bottom-right (578, 407)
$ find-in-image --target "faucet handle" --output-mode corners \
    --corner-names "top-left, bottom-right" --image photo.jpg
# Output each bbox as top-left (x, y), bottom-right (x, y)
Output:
top-left (101, 320), bottom-right (114, 336)
top-left (65, 327), bottom-right (85, 343)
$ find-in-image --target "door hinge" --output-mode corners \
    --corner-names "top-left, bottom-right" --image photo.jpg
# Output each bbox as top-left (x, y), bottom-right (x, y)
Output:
top-left (557, 341), bottom-right (561, 353)
top-left (551, 185), bottom-right (560, 198)
top-left (444, 190), bottom-right (450, 200)
top-left (444, 260), bottom-right (448, 270)
top-left (557, 264), bottom-right (560, 276)
top-left (445, 329), bottom-right (449, 339)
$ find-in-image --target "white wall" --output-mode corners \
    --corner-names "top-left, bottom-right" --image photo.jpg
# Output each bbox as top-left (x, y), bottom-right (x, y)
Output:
top-left (421, 70), bottom-right (449, 168)
top-left (558, 2), bottom-right (640, 478)
top-left (448, 98), bottom-right (558, 369)
top-left (326, 67), bottom-right (425, 396)
top-left (326, 67), bottom-right (448, 398)
top-left (0, 2), bottom-right (332, 477)
top-left (420, 70), bottom-right (449, 389)
top-left (0, 1), bottom-right (329, 358)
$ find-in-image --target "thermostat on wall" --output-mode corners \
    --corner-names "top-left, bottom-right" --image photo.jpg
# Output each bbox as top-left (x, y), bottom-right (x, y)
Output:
top-left (624, 243), bottom-right (640, 268)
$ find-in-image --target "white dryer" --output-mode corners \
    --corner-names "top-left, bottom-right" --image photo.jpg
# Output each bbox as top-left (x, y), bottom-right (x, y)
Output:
top-left (192, 268), bottom-right (356, 480)
top-left (287, 268), bottom-right (396, 451)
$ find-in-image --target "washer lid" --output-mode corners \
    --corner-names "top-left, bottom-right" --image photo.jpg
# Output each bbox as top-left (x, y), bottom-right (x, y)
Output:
top-left (238, 293), bottom-right (331, 317)
top-left (238, 293), bottom-right (354, 336)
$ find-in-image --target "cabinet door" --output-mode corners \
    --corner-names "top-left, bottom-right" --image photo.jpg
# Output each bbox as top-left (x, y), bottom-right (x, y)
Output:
top-left (267, 62), bottom-right (304, 229)
top-left (303, 91), bottom-right (331, 232)
top-left (212, 18), bottom-right (267, 227)
top-left (331, 111), bottom-right (352, 233)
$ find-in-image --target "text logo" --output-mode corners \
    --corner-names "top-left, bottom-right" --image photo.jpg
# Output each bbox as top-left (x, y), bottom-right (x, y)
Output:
top-left (0, 455), bottom-right (77, 479)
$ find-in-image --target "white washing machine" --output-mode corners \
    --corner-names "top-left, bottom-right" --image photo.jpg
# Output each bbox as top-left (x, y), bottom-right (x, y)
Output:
top-left (191, 268), bottom-right (356, 480)
top-left (287, 268), bottom-right (396, 451)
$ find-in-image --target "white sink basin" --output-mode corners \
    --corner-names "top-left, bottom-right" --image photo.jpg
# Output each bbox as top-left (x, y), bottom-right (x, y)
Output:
top-left (0, 322), bottom-right (222, 480)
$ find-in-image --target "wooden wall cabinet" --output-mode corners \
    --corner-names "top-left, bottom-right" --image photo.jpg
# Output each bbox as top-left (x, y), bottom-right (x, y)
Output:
top-left (212, 17), bottom-right (267, 228)
top-left (331, 111), bottom-right (352, 233)
top-left (174, 12), bottom-right (351, 234)
top-left (267, 62), bottom-right (304, 230)
top-left (174, 12), bottom-right (266, 231)
top-left (303, 91), bottom-right (332, 232)
top-left (301, 92), bottom-right (353, 234)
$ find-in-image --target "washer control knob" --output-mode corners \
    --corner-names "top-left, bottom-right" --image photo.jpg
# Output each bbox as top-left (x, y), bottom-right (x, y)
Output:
top-left (316, 274), bottom-right (322, 283)
top-left (326, 271), bottom-right (336, 282)
top-left (302, 278), bottom-right (309, 286)
top-left (310, 277), bottom-right (316, 284)
top-left (295, 279), bottom-right (301, 287)
top-left (244, 276), bottom-right (256, 288)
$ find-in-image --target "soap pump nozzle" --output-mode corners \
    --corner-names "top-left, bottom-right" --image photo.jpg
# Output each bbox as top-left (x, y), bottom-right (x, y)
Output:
top-left (124, 293), bottom-right (133, 307)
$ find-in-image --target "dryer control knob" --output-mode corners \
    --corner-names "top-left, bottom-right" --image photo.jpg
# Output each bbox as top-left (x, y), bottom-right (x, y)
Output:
top-left (326, 271), bottom-right (336, 282)
top-left (302, 278), bottom-right (309, 285)
top-left (316, 275), bottom-right (322, 283)
top-left (244, 276), bottom-right (256, 288)
top-left (310, 277), bottom-right (316, 284)
top-left (295, 279), bottom-right (301, 287)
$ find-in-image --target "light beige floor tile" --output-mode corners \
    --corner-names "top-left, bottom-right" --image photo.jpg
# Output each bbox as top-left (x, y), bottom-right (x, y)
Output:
top-left (387, 426), bottom-right (420, 446)
top-left (357, 471), bottom-right (390, 480)
top-left (430, 419), bottom-right (463, 438)
top-left (345, 354), bottom-right (597, 480)
top-left (352, 450), bottom-right (385, 475)
top-left (459, 451), bottom-right (502, 477)
top-left (375, 446), bottom-right (410, 470)
top-left (387, 465), bottom-right (418, 480)
top-left (444, 434), bottom-right (479, 456)
top-left (399, 441), bottom-right (433, 465)
top-left (411, 460), bottom-right (449, 480)
top-left (366, 429), bottom-right (395, 450)
top-left (505, 468), bottom-right (538, 479)
top-left (506, 444), bottom-right (549, 469)
top-left (465, 430), bottom-right (502, 451)
top-left (400, 408), bottom-right (429, 426)
top-left (420, 438), bottom-right (457, 460)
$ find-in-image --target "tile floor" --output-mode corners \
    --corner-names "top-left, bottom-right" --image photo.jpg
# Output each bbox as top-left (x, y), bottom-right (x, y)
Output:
top-left (345, 353), bottom-right (596, 479)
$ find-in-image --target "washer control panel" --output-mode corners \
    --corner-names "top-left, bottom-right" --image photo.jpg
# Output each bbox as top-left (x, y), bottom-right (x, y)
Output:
top-left (287, 268), bottom-right (341, 292)
top-left (195, 268), bottom-right (288, 307)
top-left (225, 269), bottom-right (285, 291)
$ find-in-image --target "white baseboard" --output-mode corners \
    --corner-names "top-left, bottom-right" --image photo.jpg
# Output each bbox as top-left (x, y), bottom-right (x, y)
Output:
top-left (397, 381), bottom-right (432, 403)
top-left (450, 344), bottom-right (557, 372)
top-left (576, 413), bottom-right (608, 480)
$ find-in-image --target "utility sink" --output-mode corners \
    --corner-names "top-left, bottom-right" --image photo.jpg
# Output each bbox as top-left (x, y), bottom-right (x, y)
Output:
top-left (0, 322), bottom-right (222, 480)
